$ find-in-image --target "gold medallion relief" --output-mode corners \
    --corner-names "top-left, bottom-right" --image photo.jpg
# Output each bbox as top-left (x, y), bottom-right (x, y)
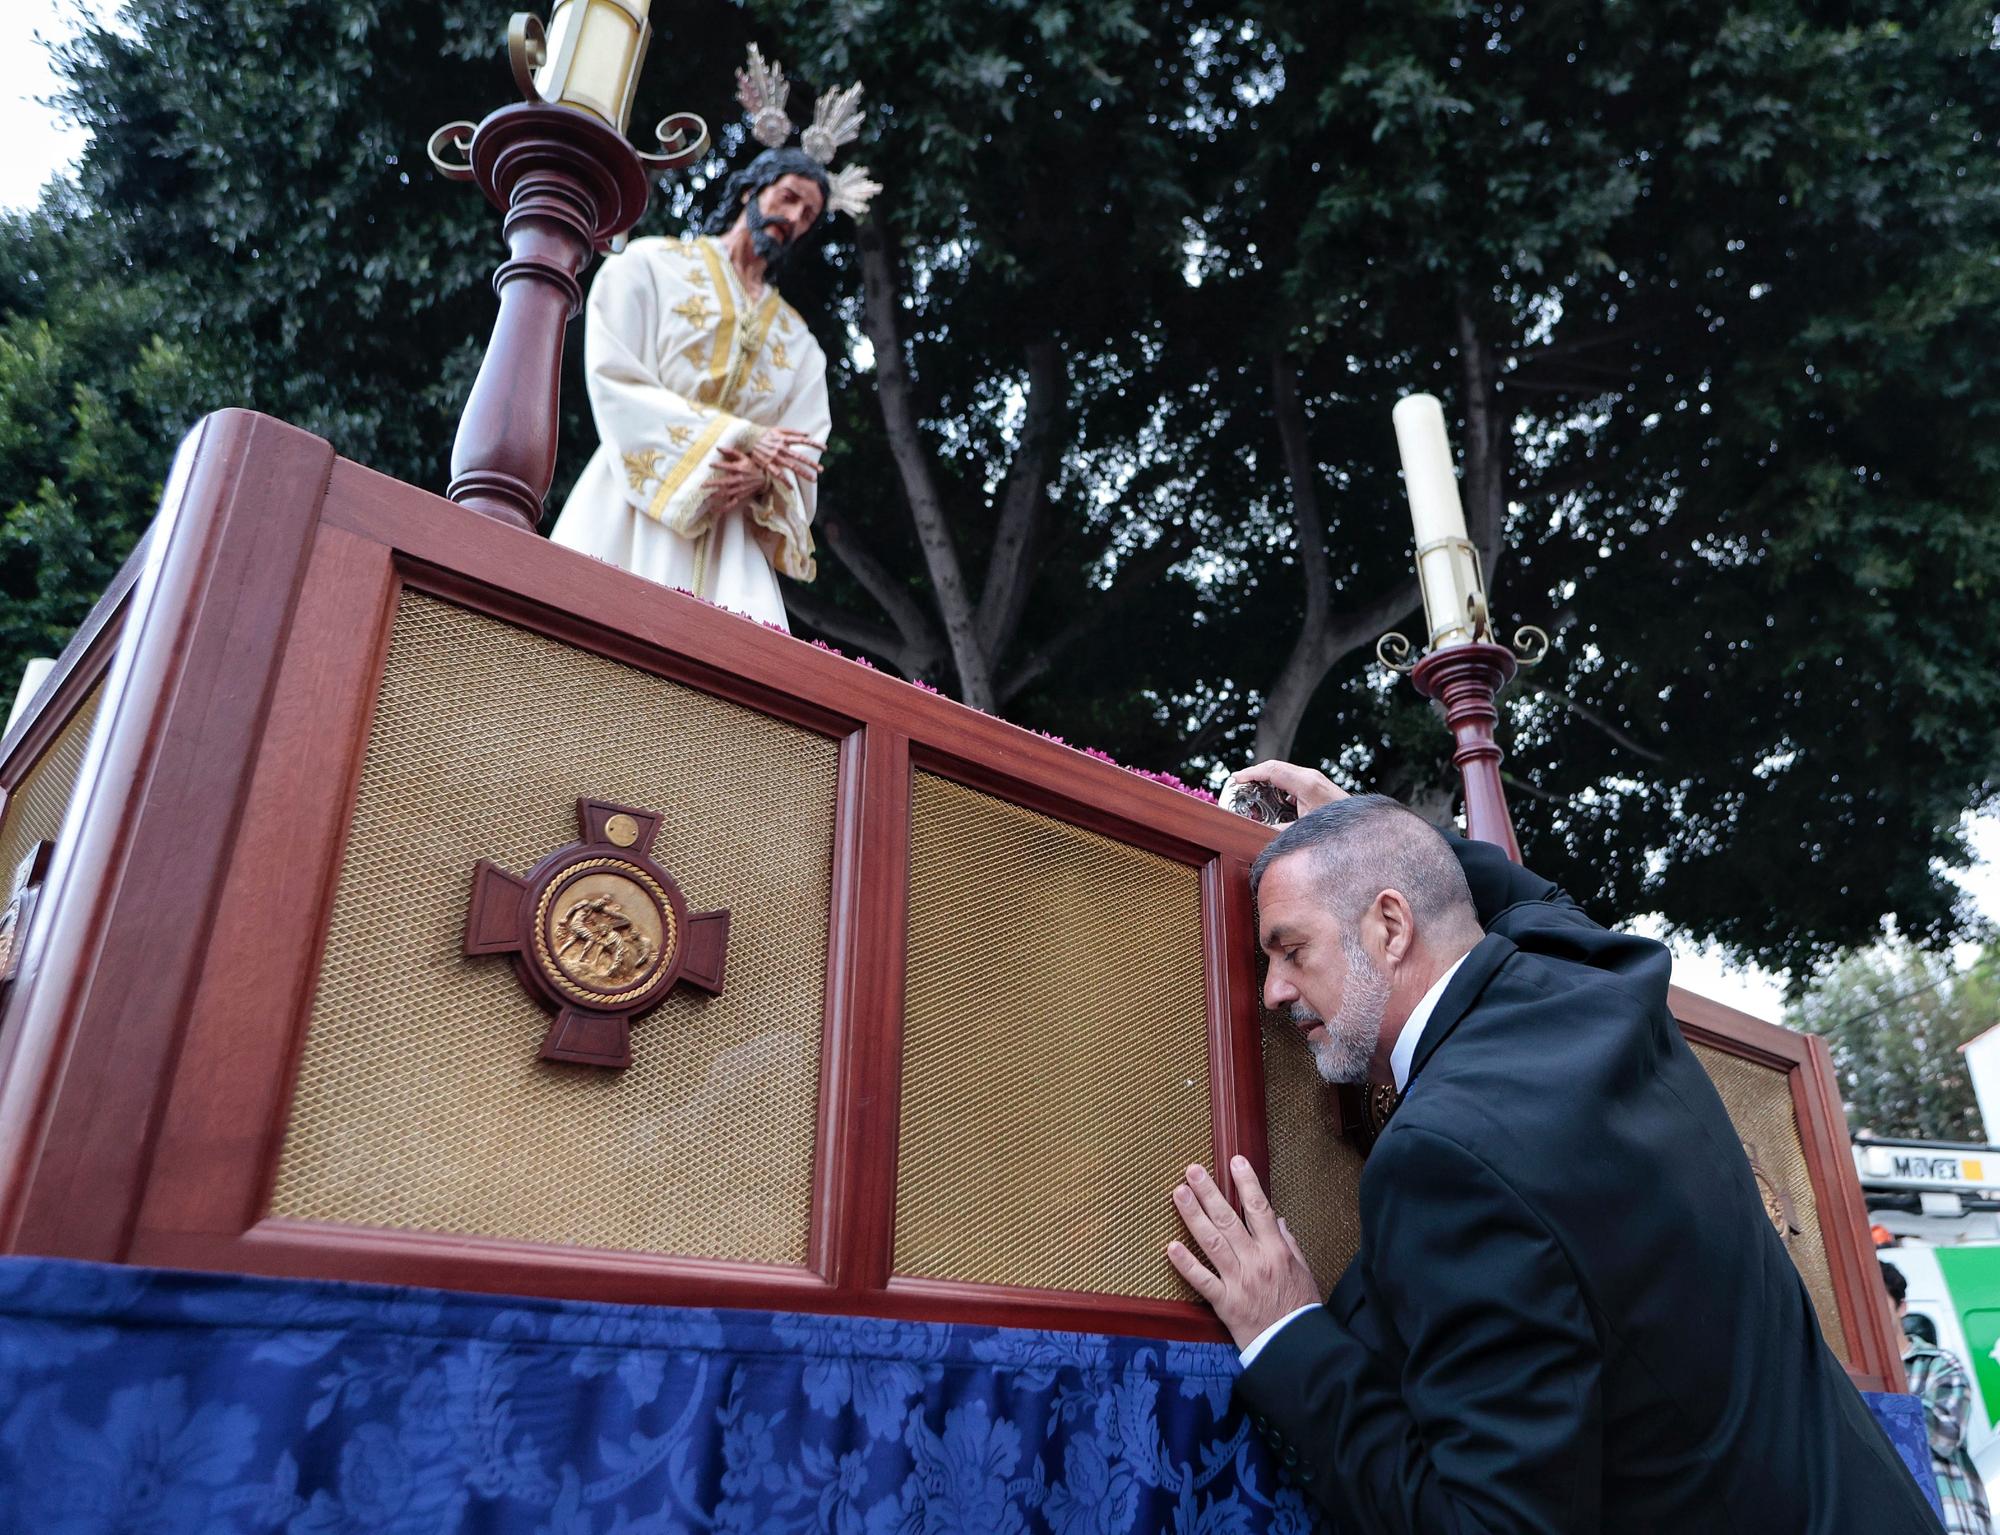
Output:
top-left (534, 862), bottom-right (678, 1005)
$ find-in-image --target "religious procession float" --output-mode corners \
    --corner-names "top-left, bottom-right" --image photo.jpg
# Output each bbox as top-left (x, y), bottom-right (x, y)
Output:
top-left (0, 2), bottom-right (1936, 1529)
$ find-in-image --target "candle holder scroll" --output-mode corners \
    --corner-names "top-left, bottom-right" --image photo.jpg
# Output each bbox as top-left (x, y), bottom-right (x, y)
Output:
top-left (1377, 603), bottom-right (1551, 863)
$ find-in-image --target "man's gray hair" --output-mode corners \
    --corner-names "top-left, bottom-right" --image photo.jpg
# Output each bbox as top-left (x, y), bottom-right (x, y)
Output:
top-left (1249, 794), bottom-right (1479, 934)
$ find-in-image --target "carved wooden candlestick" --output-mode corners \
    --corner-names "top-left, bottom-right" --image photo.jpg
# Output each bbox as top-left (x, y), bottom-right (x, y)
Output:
top-left (1385, 392), bottom-right (1549, 865)
top-left (428, 5), bottom-right (709, 533)
top-left (436, 104), bottom-right (651, 533)
top-left (1410, 640), bottom-right (1523, 863)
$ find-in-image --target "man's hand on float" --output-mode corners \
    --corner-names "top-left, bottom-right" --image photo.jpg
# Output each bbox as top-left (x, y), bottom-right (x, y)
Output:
top-left (703, 449), bottom-right (768, 517)
top-left (1226, 760), bottom-right (1350, 818)
top-left (1167, 1157), bottom-right (1319, 1351)
top-left (745, 427), bottom-right (824, 484)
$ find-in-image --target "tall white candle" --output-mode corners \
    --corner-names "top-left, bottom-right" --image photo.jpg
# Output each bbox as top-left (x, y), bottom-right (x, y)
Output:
top-left (1392, 393), bottom-right (1485, 649)
top-left (1393, 394), bottom-right (1467, 547)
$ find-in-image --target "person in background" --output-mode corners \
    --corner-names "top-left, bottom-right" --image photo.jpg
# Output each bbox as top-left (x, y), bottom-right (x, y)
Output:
top-left (1884, 1260), bottom-right (1994, 1535)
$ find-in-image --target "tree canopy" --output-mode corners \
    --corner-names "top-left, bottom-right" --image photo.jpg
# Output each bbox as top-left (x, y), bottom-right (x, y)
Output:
top-left (5, 0), bottom-right (1999, 972)
top-left (1790, 943), bottom-right (1995, 1141)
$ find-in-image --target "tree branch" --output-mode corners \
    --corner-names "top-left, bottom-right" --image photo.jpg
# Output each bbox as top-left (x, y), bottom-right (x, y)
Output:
top-left (1502, 316), bottom-right (1666, 367)
top-left (857, 219), bottom-right (994, 709)
top-left (1455, 294), bottom-right (1508, 584)
top-left (1518, 672), bottom-right (1668, 765)
top-left (782, 586), bottom-right (934, 677)
top-left (1501, 770), bottom-right (1564, 807)
top-left (818, 506), bottom-right (941, 669)
top-left (996, 539), bottom-right (1184, 706)
top-left (976, 339), bottom-right (1064, 661)
top-left (1251, 352), bottom-right (1424, 761)
top-left (1496, 375), bottom-right (1633, 398)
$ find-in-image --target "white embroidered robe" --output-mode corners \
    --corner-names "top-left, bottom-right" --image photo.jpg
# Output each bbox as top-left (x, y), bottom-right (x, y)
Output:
top-left (550, 235), bottom-right (828, 628)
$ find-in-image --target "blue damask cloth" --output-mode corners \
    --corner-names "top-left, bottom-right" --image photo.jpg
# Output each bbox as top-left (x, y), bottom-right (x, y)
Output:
top-left (0, 1257), bottom-right (1310, 1534)
top-left (1867, 1391), bottom-right (1947, 1518)
top-left (0, 1257), bottom-right (1934, 1533)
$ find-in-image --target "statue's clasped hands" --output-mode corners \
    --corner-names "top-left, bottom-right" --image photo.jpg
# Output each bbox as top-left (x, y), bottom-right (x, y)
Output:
top-left (744, 427), bottom-right (824, 484)
top-left (703, 428), bottom-right (826, 519)
top-left (1167, 1156), bottom-right (1320, 1351)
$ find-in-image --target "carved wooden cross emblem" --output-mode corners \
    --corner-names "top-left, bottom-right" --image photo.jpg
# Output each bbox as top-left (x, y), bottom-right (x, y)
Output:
top-left (463, 799), bottom-right (728, 1069)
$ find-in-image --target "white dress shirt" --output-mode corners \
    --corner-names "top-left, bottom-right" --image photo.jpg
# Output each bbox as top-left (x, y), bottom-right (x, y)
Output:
top-left (1237, 950), bottom-right (1473, 1368)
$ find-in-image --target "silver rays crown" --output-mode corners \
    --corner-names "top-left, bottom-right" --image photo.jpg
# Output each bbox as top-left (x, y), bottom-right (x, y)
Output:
top-left (734, 44), bottom-right (882, 220)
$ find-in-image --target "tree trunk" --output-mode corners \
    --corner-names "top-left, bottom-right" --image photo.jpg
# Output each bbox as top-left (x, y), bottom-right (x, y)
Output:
top-left (1251, 353), bottom-right (1421, 763)
top-left (1454, 296), bottom-right (1509, 584)
top-left (856, 220), bottom-right (995, 710)
top-left (975, 339), bottom-right (1064, 661)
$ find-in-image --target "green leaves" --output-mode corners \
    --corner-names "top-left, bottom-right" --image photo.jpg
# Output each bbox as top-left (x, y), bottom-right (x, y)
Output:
top-left (1791, 945), bottom-right (1994, 1141)
top-left (4, 0), bottom-right (1999, 976)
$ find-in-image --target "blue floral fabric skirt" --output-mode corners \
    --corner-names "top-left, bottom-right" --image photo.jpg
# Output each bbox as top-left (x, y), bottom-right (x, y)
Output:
top-left (0, 1257), bottom-right (1932, 1533)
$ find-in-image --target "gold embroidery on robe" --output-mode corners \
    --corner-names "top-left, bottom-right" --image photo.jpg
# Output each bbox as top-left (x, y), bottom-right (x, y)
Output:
top-left (672, 294), bottom-right (713, 330)
top-left (623, 448), bottom-right (669, 491)
top-left (647, 415), bottom-right (733, 523)
top-left (667, 425), bottom-right (694, 447)
top-left (769, 341), bottom-right (792, 373)
top-left (695, 243), bottom-right (740, 406)
top-left (749, 369), bottom-right (775, 395)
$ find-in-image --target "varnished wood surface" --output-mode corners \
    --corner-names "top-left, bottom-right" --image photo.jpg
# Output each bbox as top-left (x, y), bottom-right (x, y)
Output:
top-left (0, 411), bottom-right (1901, 1373)
top-left (0, 412), bottom-right (336, 1256)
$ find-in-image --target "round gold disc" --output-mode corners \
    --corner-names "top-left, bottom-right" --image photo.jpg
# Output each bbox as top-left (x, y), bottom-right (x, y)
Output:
top-left (604, 813), bottom-right (641, 847)
top-left (541, 868), bottom-right (674, 999)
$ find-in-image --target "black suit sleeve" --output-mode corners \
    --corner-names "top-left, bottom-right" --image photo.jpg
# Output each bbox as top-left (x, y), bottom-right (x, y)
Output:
top-left (1238, 1126), bottom-right (1604, 1534)
top-left (1445, 833), bottom-right (1673, 993)
top-left (1445, 831), bottom-right (1582, 928)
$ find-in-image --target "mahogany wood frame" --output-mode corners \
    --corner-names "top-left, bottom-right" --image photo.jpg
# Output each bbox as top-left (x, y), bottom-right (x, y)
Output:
top-left (1670, 984), bottom-right (1906, 1392)
top-left (0, 412), bottom-right (1902, 1376)
top-left (0, 525), bottom-right (149, 1103)
top-left (0, 411), bottom-right (1270, 1342)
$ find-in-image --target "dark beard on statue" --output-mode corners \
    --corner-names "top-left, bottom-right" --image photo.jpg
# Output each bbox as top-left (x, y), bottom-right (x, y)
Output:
top-left (748, 202), bottom-right (799, 280)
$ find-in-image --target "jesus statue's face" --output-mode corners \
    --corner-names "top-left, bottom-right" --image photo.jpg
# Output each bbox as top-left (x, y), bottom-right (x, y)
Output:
top-left (741, 173), bottom-right (826, 277)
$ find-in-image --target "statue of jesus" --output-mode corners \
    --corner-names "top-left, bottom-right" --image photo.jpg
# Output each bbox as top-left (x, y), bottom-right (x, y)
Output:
top-left (550, 49), bottom-right (877, 630)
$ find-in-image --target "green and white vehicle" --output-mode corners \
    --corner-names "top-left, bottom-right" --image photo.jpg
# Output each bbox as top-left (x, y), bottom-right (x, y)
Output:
top-left (1859, 1134), bottom-right (2000, 1485)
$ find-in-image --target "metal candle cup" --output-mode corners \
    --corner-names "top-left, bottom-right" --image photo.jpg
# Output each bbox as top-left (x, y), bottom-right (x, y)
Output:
top-left (521, 0), bottom-right (653, 134)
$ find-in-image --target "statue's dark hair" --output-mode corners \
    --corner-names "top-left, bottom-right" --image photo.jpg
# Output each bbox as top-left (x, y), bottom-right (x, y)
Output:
top-left (702, 147), bottom-right (832, 235)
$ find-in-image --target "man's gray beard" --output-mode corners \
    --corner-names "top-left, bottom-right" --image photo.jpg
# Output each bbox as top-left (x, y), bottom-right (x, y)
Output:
top-left (1293, 932), bottom-right (1391, 1085)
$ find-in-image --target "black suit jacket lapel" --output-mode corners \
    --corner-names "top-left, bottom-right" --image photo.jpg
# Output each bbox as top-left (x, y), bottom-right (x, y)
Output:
top-left (1404, 931), bottom-right (1515, 1086)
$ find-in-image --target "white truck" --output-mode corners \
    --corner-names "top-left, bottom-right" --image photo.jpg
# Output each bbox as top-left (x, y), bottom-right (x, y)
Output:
top-left (1858, 1135), bottom-right (2000, 1488)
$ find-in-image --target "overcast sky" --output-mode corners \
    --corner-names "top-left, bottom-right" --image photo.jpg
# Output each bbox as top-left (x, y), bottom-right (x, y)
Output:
top-left (1, 0), bottom-right (93, 211)
top-left (1, 0), bottom-right (1992, 1021)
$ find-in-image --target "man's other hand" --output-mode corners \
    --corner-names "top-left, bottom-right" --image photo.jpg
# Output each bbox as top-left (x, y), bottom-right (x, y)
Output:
top-left (1226, 760), bottom-right (1349, 818)
top-left (1167, 1157), bottom-right (1319, 1350)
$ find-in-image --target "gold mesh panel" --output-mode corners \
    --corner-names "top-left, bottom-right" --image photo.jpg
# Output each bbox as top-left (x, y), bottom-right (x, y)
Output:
top-left (0, 684), bottom-right (104, 893)
top-left (1690, 1041), bottom-right (1851, 1360)
top-left (270, 593), bottom-right (838, 1263)
top-left (895, 772), bottom-right (1211, 1299)
top-left (1262, 1013), bottom-right (1365, 1287)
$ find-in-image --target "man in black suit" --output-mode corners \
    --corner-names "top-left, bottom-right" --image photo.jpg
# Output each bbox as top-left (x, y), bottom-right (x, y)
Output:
top-left (1165, 763), bottom-right (1940, 1533)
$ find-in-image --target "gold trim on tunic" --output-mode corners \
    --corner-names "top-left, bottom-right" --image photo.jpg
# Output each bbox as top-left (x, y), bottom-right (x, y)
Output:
top-left (696, 242), bottom-right (739, 407)
top-left (647, 414), bottom-right (733, 523)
